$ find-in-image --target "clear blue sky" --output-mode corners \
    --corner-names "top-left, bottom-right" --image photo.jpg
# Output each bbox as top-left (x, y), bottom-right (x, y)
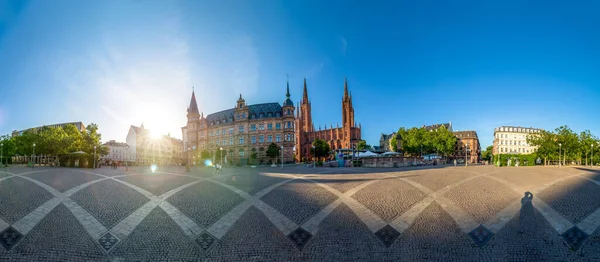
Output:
top-left (1, 0), bottom-right (599, 148)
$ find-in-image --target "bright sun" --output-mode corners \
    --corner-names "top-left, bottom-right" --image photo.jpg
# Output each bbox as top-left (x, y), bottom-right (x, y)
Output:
top-left (150, 129), bottom-right (162, 140)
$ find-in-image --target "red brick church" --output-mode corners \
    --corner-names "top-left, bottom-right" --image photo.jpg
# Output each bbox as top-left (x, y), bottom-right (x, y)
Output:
top-left (295, 78), bottom-right (362, 162)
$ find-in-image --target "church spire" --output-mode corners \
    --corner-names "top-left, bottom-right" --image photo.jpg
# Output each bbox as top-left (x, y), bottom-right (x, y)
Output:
top-left (302, 78), bottom-right (308, 102)
top-left (343, 77), bottom-right (349, 101)
top-left (286, 74), bottom-right (290, 98)
top-left (188, 88), bottom-right (199, 115)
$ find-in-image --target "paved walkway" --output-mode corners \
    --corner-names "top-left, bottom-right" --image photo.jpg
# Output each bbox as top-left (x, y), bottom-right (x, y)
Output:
top-left (1, 165), bottom-right (600, 261)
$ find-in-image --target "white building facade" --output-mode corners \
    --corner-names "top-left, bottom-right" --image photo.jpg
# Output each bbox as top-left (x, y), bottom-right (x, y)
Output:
top-left (101, 140), bottom-right (131, 163)
top-left (493, 126), bottom-right (543, 155)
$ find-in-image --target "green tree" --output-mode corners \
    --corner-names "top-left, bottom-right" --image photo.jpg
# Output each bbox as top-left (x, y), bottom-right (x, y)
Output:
top-left (389, 135), bottom-right (398, 152)
top-left (266, 143), bottom-right (280, 163)
top-left (357, 140), bottom-right (368, 150)
top-left (200, 150), bottom-right (212, 159)
top-left (481, 145), bottom-right (494, 161)
top-left (312, 139), bottom-right (330, 160)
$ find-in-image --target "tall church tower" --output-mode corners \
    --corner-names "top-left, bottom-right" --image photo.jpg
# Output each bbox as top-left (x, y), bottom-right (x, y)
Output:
top-left (300, 78), bottom-right (313, 132)
top-left (341, 77), bottom-right (355, 148)
top-left (186, 89), bottom-right (200, 150)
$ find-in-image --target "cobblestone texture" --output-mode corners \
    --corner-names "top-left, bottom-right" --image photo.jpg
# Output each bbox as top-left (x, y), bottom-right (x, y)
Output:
top-left (260, 180), bottom-right (338, 224)
top-left (24, 170), bottom-right (102, 192)
top-left (166, 180), bottom-right (245, 227)
top-left (300, 203), bottom-right (389, 261)
top-left (407, 169), bottom-right (477, 191)
top-left (0, 177), bottom-right (53, 224)
top-left (352, 177), bottom-right (428, 222)
top-left (390, 202), bottom-right (474, 261)
top-left (1, 204), bottom-right (104, 261)
top-left (311, 175), bottom-right (377, 193)
top-left (213, 172), bottom-right (289, 195)
top-left (205, 207), bottom-right (298, 261)
top-left (484, 204), bottom-right (583, 261)
top-left (491, 168), bottom-right (564, 191)
top-left (70, 179), bottom-right (150, 228)
top-left (0, 173), bottom-right (9, 178)
top-left (538, 176), bottom-right (600, 223)
top-left (116, 173), bottom-right (198, 196)
top-left (445, 176), bottom-right (520, 223)
top-left (578, 225), bottom-right (600, 260)
top-left (109, 208), bottom-right (204, 261)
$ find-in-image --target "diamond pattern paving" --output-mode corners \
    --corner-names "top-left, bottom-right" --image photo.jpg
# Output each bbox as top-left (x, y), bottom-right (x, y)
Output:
top-left (311, 175), bottom-right (377, 193)
top-left (166, 180), bottom-right (245, 227)
top-left (116, 173), bottom-right (198, 196)
top-left (390, 202), bottom-right (474, 261)
top-left (212, 171), bottom-right (289, 195)
top-left (288, 227), bottom-right (312, 250)
top-left (98, 232), bottom-right (119, 252)
top-left (0, 227), bottom-right (22, 251)
top-left (110, 208), bottom-right (204, 260)
top-left (469, 224), bottom-right (494, 247)
top-left (260, 180), bottom-right (338, 224)
top-left (352, 177), bottom-right (428, 222)
top-left (406, 169), bottom-right (476, 191)
top-left (538, 176), bottom-right (600, 223)
top-left (562, 226), bottom-right (588, 250)
top-left (24, 169), bottom-right (102, 192)
top-left (374, 225), bottom-right (400, 247)
top-left (491, 168), bottom-right (564, 191)
top-left (3, 204), bottom-right (104, 260)
top-left (196, 232), bottom-right (217, 250)
top-left (445, 176), bottom-right (520, 223)
top-left (70, 179), bottom-right (150, 228)
top-left (0, 177), bottom-right (54, 224)
top-left (204, 207), bottom-right (298, 261)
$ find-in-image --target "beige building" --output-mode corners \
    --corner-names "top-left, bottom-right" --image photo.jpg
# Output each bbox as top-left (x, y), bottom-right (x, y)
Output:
top-left (453, 131), bottom-right (481, 163)
top-left (100, 140), bottom-right (130, 164)
top-left (126, 124), bottom-right (184, 165)
top-left (493, 126), bottom-right (543, 155)
top-left (183, 83), bottom-right (296, 165)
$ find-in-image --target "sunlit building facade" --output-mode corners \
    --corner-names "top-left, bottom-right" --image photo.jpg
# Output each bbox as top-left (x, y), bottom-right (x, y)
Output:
top-left (100, 140), bottom-right (131, 164)
top-left (493, 126), bottom-right (543, 155)
top-left (183, 83), bottom-right (296, 165)
top-left (452, 131), bottom-right (481, 163)
top-left (126, 124), bottom-right (184, 165)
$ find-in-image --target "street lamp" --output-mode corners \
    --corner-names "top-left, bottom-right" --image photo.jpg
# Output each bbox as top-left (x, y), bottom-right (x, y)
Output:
top-left (312, 145), bottom-right (316, 168)
top-left (1, 143), bottom-right (3, 167)
top-left (32, 143), bottom-right (36, 168)
top-left (94, 145), bottom-right (97, 169)
top-left (281, 145), bottom-right (284, 169)
top-left (220, 147), bottom-right (223, 167)
top-left (465, 143), bottom-right (469, 167)
top-left (559, 143), bottom-right (562, 167)
top-left (592, 143), bottom-right (595, 167)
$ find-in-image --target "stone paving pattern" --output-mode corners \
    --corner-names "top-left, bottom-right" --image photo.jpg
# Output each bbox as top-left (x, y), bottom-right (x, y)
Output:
top-left (445, 176), bottom-right (521, 223)
top-left (2, 165), bottom-right (600, 261)
top-left (260, 180), bottom-right (338, 224)
top-left (0, 177), bottom-right (53, 224)
top-left (70, 179), bottom-right (150, 228)
top-left (167, 180), bottom-right (245, 227)
top-left (352, 177), bottom-right (428, 222)
top-left (538, 176), bottom-right (600, 223)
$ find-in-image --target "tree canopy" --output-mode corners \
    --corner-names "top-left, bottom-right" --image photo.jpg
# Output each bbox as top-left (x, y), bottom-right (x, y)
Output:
top-left (266, 142), bottom-right (280, 162)
top-left (481, 145), bottom-right (494, 161)
top-left (312, 139), bottom-right (331, 159)
top-left (392, 125), bottom-right (456, 157)
top-left (356, 140), bottom-right (370, 151)
top-left (526, 125), bottom-right (599, 165)
top-left (0, 124), bottom-right (108, 164)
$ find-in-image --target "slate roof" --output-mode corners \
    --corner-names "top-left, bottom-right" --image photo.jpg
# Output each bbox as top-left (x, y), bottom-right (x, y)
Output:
top-left (205, 103), bottom-right (283, 124)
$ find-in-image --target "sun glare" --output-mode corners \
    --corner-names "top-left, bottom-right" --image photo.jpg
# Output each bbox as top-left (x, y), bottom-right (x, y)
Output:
top-left (150, 130), bottom-right (162, 140)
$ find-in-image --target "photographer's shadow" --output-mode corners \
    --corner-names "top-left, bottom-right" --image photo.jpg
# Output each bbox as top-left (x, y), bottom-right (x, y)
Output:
top-left (518, 191), bottom-right (535, 234)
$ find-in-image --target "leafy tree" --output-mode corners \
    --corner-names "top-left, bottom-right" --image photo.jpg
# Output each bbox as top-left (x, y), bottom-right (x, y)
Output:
top-left (357, 140), bottom-right (368, 150)
top-left (481, 145), bottom-right (494, 161)
top-left (266, 143), bottom-right (280, 163)
top-left (312, 139), bottom-right (330, 160)
top-left (200, 150), bottom-right (212, 159)
top-left (389, 135), bottom-right (398, 152)
top-left (393, 125), bottom-right (456, 157)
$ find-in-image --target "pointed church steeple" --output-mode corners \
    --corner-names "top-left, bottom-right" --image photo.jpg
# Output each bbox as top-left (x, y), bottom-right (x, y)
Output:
top-left (188, 88), bottom-right (199, 115)
top-left (302, 78), bottom-right (308, 102)
top-left (343, 77), bottom-right (349, 101)
top-left (286, 76), bottom-right (290, 99)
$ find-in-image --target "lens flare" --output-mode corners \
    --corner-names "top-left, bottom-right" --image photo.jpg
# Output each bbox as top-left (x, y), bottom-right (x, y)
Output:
top-left (151, 164), bottom-right (157, 173)
top-left (204, 159), bottom-right (213, 166)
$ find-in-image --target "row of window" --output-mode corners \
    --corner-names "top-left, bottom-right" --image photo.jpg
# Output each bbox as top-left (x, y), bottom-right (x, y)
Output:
top-left (210, 133), bottom-right (294, 147)
top-left (500, 140), bottom-right (529, 146)
top-left (499, 147), bottom-right (532, 153)
top-left (497, 127), bottom-right (540, 133)
top-left (497, 134), bottom-right (528, 139)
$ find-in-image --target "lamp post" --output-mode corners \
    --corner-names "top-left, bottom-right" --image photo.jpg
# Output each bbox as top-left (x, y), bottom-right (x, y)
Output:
top-left (220, 147), bottom-right (223, 167)
top-left (559, 143), bottom-right (561, 167)
top-left (94, 145), bottom-right (97, 169)
top-left (1, 143), bottom-right (3, 167)
top-left (352, 144), bottom-right (356, 167)
top-left (280, 145), bottom-right (284, 169)
top-left (126, 145), bottom-right (129, 171)
top-left (592, 144), bottom-right (595, 167)
top-left (465, 144), bottom-right (469, 167)
top-left (32, 143), bottom-right (36, 168)
top-left (312, 145), bottom-right (316, 168)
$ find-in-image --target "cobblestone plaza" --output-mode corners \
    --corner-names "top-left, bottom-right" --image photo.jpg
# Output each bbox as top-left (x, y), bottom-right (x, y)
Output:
top-left (1, 165), bottom-right (600, 261)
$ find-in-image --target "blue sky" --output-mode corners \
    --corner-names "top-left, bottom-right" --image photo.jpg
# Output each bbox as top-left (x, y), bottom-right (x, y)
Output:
top-left (1, 0), bottom-right (599, 148)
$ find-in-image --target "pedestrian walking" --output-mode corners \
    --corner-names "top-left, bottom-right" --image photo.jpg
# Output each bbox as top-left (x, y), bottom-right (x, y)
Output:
top-left (454, 159), bottom-right (457, 167)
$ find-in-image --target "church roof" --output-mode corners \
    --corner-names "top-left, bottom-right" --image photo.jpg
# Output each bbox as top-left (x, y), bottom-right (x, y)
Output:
top-left (188, 90), bottom-right (199, 114)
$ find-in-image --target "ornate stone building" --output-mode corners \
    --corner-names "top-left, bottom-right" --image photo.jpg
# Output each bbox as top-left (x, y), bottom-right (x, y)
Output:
top-left (183, 84), bottom-right (296, 165)
top-left (295, 78), bottom-right (362, 161)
